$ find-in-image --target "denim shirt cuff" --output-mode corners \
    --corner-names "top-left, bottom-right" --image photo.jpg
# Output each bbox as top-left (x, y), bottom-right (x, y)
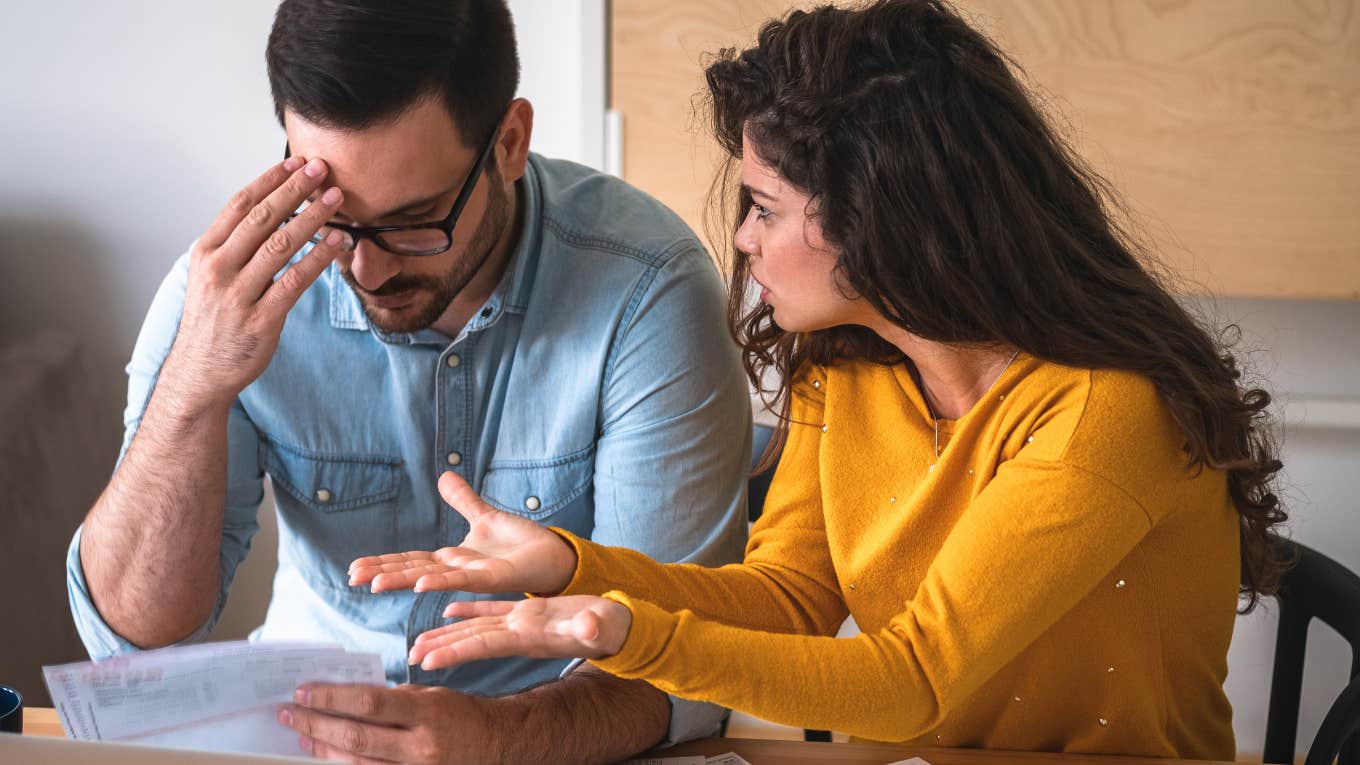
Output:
top-left (65, 524), bottom-right (215, 660)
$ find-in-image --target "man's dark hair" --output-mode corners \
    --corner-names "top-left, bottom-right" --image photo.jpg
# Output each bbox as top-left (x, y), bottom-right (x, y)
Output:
top-left (266, 0), bottom-right (519, 145)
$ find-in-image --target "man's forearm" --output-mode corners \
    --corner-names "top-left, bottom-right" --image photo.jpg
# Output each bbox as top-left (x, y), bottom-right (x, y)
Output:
top-left (80, 367), bottom-right (232, 648)
top-left (496, 664), bottom-right (670, 764)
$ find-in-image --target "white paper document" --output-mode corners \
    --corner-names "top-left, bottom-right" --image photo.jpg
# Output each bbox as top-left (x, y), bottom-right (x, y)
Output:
top-left (43, 640), bottom-right (385, 757)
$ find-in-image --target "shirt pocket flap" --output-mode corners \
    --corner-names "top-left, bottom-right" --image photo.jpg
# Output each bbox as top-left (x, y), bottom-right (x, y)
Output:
top-left (481, 448), bottom-right (593, 520)
top-left (265, 441), bottom-right (403, 512)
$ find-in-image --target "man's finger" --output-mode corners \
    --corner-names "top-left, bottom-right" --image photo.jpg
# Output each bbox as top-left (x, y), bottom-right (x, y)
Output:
top-left (257, 234), bottom-right (340, 318)
top-left (306, 735), bottom-right (396, 765)
top-left (219, 157), bottom-right (332, 271)
top-left (293, 683), bottom-right (414, 726)
top-left (200, 159), bottom-right (302, 251)
top-left (243, 183), bottom-right (344, 297)
top-left (281, 704), bottom-right (405, 763)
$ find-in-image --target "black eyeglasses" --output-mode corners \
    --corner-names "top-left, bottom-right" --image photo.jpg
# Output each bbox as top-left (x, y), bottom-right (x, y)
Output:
top-left (282, 128), bottom-right (499, 257)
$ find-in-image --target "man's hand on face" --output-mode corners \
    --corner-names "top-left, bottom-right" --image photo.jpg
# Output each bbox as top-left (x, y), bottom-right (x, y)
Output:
top-left (165, 157), bottom-right (345, 414)
top-left (279, 683), bottom-right (505, 765)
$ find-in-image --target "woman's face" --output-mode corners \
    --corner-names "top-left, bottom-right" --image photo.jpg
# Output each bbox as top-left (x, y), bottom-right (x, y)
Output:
top-left (734, 132), bottom-right (870, 333)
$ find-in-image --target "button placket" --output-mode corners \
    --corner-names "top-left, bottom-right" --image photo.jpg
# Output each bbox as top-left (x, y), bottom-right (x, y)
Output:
top-left (436, 341), bottom-right (474, 548)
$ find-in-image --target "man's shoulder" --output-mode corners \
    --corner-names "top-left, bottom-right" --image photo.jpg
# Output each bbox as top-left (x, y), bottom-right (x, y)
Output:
top-left (529, 154), bottom-right (707, 271)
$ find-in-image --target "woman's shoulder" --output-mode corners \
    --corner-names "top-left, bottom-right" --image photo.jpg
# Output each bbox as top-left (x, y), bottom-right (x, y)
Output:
top-left (1013, 358), bottom-right (1165, 427)
top-left (1030, 362), bottom-right (1198, 493)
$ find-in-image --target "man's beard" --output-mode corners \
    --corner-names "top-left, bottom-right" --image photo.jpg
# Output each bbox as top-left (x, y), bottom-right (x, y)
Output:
top-left (341, 174), bottom-right (512, 334)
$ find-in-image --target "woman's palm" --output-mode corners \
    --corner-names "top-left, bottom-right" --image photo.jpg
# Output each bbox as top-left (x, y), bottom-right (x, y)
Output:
top-left (349, 471), bottom-right (576, 596)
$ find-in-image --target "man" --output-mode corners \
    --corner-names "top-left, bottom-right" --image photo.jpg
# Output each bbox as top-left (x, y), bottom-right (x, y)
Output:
top-left (66, 1), bottom-right (750, 762)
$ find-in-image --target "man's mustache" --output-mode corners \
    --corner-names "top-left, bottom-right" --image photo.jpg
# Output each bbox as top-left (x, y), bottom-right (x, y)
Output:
top-left (340, 269), bottom-right (437, 297)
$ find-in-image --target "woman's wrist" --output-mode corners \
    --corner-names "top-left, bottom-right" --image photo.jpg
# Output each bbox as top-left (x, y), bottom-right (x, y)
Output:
top-left (538, 527), bottom-right (582, 596)
top-left (601, 598), bottom-right (633, 656)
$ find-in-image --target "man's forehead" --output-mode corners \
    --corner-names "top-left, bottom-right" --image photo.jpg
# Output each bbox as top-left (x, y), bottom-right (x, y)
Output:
top-left (283, 107), bottom-right (472, 217)
top-left (282, 98), bottom-right (477, 161)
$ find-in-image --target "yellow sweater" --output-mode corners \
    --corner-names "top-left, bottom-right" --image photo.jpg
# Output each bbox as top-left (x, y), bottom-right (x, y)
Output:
top-left (556, 355), bottom-right (1239, 759)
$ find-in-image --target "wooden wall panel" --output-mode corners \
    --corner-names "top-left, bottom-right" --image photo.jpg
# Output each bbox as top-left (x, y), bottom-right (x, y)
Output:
top-left (610, 0), bottom-right (1360, 299)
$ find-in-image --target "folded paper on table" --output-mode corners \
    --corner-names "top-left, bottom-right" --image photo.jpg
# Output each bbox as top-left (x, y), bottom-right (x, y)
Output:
top-left (43, 641), bottom-right (384, 757)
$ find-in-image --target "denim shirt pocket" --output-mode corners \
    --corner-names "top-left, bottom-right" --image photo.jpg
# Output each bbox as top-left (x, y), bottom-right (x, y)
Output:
top-left (480, 446), bottom-right (594, 523)
top-left (263, 437), bottom-right (404, 594)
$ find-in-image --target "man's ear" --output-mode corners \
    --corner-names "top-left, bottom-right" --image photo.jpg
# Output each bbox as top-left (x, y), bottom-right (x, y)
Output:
top-left (494, 98), bottom-right (534, 186)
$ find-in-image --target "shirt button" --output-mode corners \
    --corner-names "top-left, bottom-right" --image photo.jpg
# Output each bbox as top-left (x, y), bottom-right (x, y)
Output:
top-left (315, 488), bottom-right (332, 503)
top-left (524, 496), bottom-right (541, 512)
top-left (446, 354), bottom-right (461, 368)
top-left (446, 451), bottom-right (462, 466)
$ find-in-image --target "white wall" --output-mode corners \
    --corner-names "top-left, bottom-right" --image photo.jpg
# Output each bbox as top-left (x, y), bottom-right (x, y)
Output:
top-left (1204, 297), bottom-right (1360, 756)
top-left (1, 2), bottom-right (1355, 758)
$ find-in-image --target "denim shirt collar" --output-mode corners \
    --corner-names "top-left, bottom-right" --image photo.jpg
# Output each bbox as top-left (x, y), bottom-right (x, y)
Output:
top-left (327, 155), bottom-right (545, 345)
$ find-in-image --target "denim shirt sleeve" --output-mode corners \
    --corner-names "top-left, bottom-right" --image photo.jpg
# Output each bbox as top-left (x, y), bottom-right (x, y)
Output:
top-left (592, 244), bottom-right (751, 745)
top-left (66, 250), bottom-right (266, 659)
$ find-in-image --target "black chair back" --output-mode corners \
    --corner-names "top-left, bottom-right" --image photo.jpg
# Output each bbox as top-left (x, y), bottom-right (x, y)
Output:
top-left (749, 424), bottom-right (777, 522)
top-left (1264, 538), bottom-right (1360, 765)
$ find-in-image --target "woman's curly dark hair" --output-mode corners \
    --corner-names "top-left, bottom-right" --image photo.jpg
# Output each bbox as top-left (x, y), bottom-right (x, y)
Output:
top-left (703, 0), bottom-right (1287, 611)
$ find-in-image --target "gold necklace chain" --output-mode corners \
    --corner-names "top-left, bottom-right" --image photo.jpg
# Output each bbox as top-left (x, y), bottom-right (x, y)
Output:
top-left (925, 349), bottom-right (1021, 460)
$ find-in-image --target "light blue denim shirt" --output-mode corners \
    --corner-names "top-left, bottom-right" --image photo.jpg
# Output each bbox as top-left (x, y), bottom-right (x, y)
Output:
top-left (66, 154), bottom-right (751, 744)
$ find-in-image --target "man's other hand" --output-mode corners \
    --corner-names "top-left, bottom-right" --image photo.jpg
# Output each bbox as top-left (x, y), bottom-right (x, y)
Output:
top-left (279, 682), bottom-right (503, 765)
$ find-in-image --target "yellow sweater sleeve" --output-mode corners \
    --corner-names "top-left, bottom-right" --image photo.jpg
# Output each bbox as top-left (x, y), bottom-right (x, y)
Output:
top-left (555, 376), bottom-right (848, 636)
top-left (589, 457), bottom-right (1156, 741)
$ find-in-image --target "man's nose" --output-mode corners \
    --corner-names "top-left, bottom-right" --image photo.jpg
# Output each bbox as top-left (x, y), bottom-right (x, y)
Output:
top-left (348, 240), bottom-right (401, 291)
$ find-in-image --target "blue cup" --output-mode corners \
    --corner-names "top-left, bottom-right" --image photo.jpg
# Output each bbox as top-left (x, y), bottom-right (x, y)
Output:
top-left (0, 685), bottom-right (22, 734)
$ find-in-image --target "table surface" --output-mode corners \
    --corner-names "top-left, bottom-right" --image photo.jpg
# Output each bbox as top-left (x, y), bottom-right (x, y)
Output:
top-left (23, 707), bottom-right (1241, 764)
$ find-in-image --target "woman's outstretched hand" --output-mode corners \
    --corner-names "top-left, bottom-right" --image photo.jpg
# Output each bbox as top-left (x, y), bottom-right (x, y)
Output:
top-left (407, 595), bottom-right (632, 670)
top-left (348, 471), bottom-right (578, 597)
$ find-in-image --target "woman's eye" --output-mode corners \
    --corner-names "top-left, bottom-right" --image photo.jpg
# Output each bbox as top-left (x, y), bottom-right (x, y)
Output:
top-left (752, 203), bottom-right (771, 221)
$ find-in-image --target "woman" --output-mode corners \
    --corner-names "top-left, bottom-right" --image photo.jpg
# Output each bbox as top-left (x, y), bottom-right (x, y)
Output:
top-left (350, 0), bottom-right (1284, 757)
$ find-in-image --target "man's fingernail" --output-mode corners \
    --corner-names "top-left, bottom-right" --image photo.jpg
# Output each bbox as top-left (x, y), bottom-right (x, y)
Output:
top-left (299, 736), bottom-right (313, 754)
top-left (305, 159), bottom-right (326, 178)
top-left (278, 708), bottom-right (293, 726)
top-left (294, 688), bottom-right (309, 705)
top-left (321, 186), bottom-right (342, 205)
top-left (284, 157), bottom-right (304, 172)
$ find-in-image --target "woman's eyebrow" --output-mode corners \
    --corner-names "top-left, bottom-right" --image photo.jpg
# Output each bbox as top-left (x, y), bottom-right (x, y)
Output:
top-left (741, 182), bottom-right (779, 202)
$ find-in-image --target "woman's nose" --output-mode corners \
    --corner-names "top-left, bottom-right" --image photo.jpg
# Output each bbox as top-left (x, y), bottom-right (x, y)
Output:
top-left (734, 209), bottom-right (760, 256)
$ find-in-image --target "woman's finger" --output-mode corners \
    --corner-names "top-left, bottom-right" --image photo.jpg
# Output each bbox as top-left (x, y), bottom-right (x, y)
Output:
top-left (419, 628), bottom-right (533, 670)
top-left (412, 566), bottom-right (503, 593)
top-left (437, 471), bottom-right (497, 524)
top-left (369, 564), bottom-right (456, 592)
top-left (349, 551), bottom-right (436, 578)
top-left (441, 599), bottom-right (518, 620)
top-left (409, 618), bottom-right (512, 666)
